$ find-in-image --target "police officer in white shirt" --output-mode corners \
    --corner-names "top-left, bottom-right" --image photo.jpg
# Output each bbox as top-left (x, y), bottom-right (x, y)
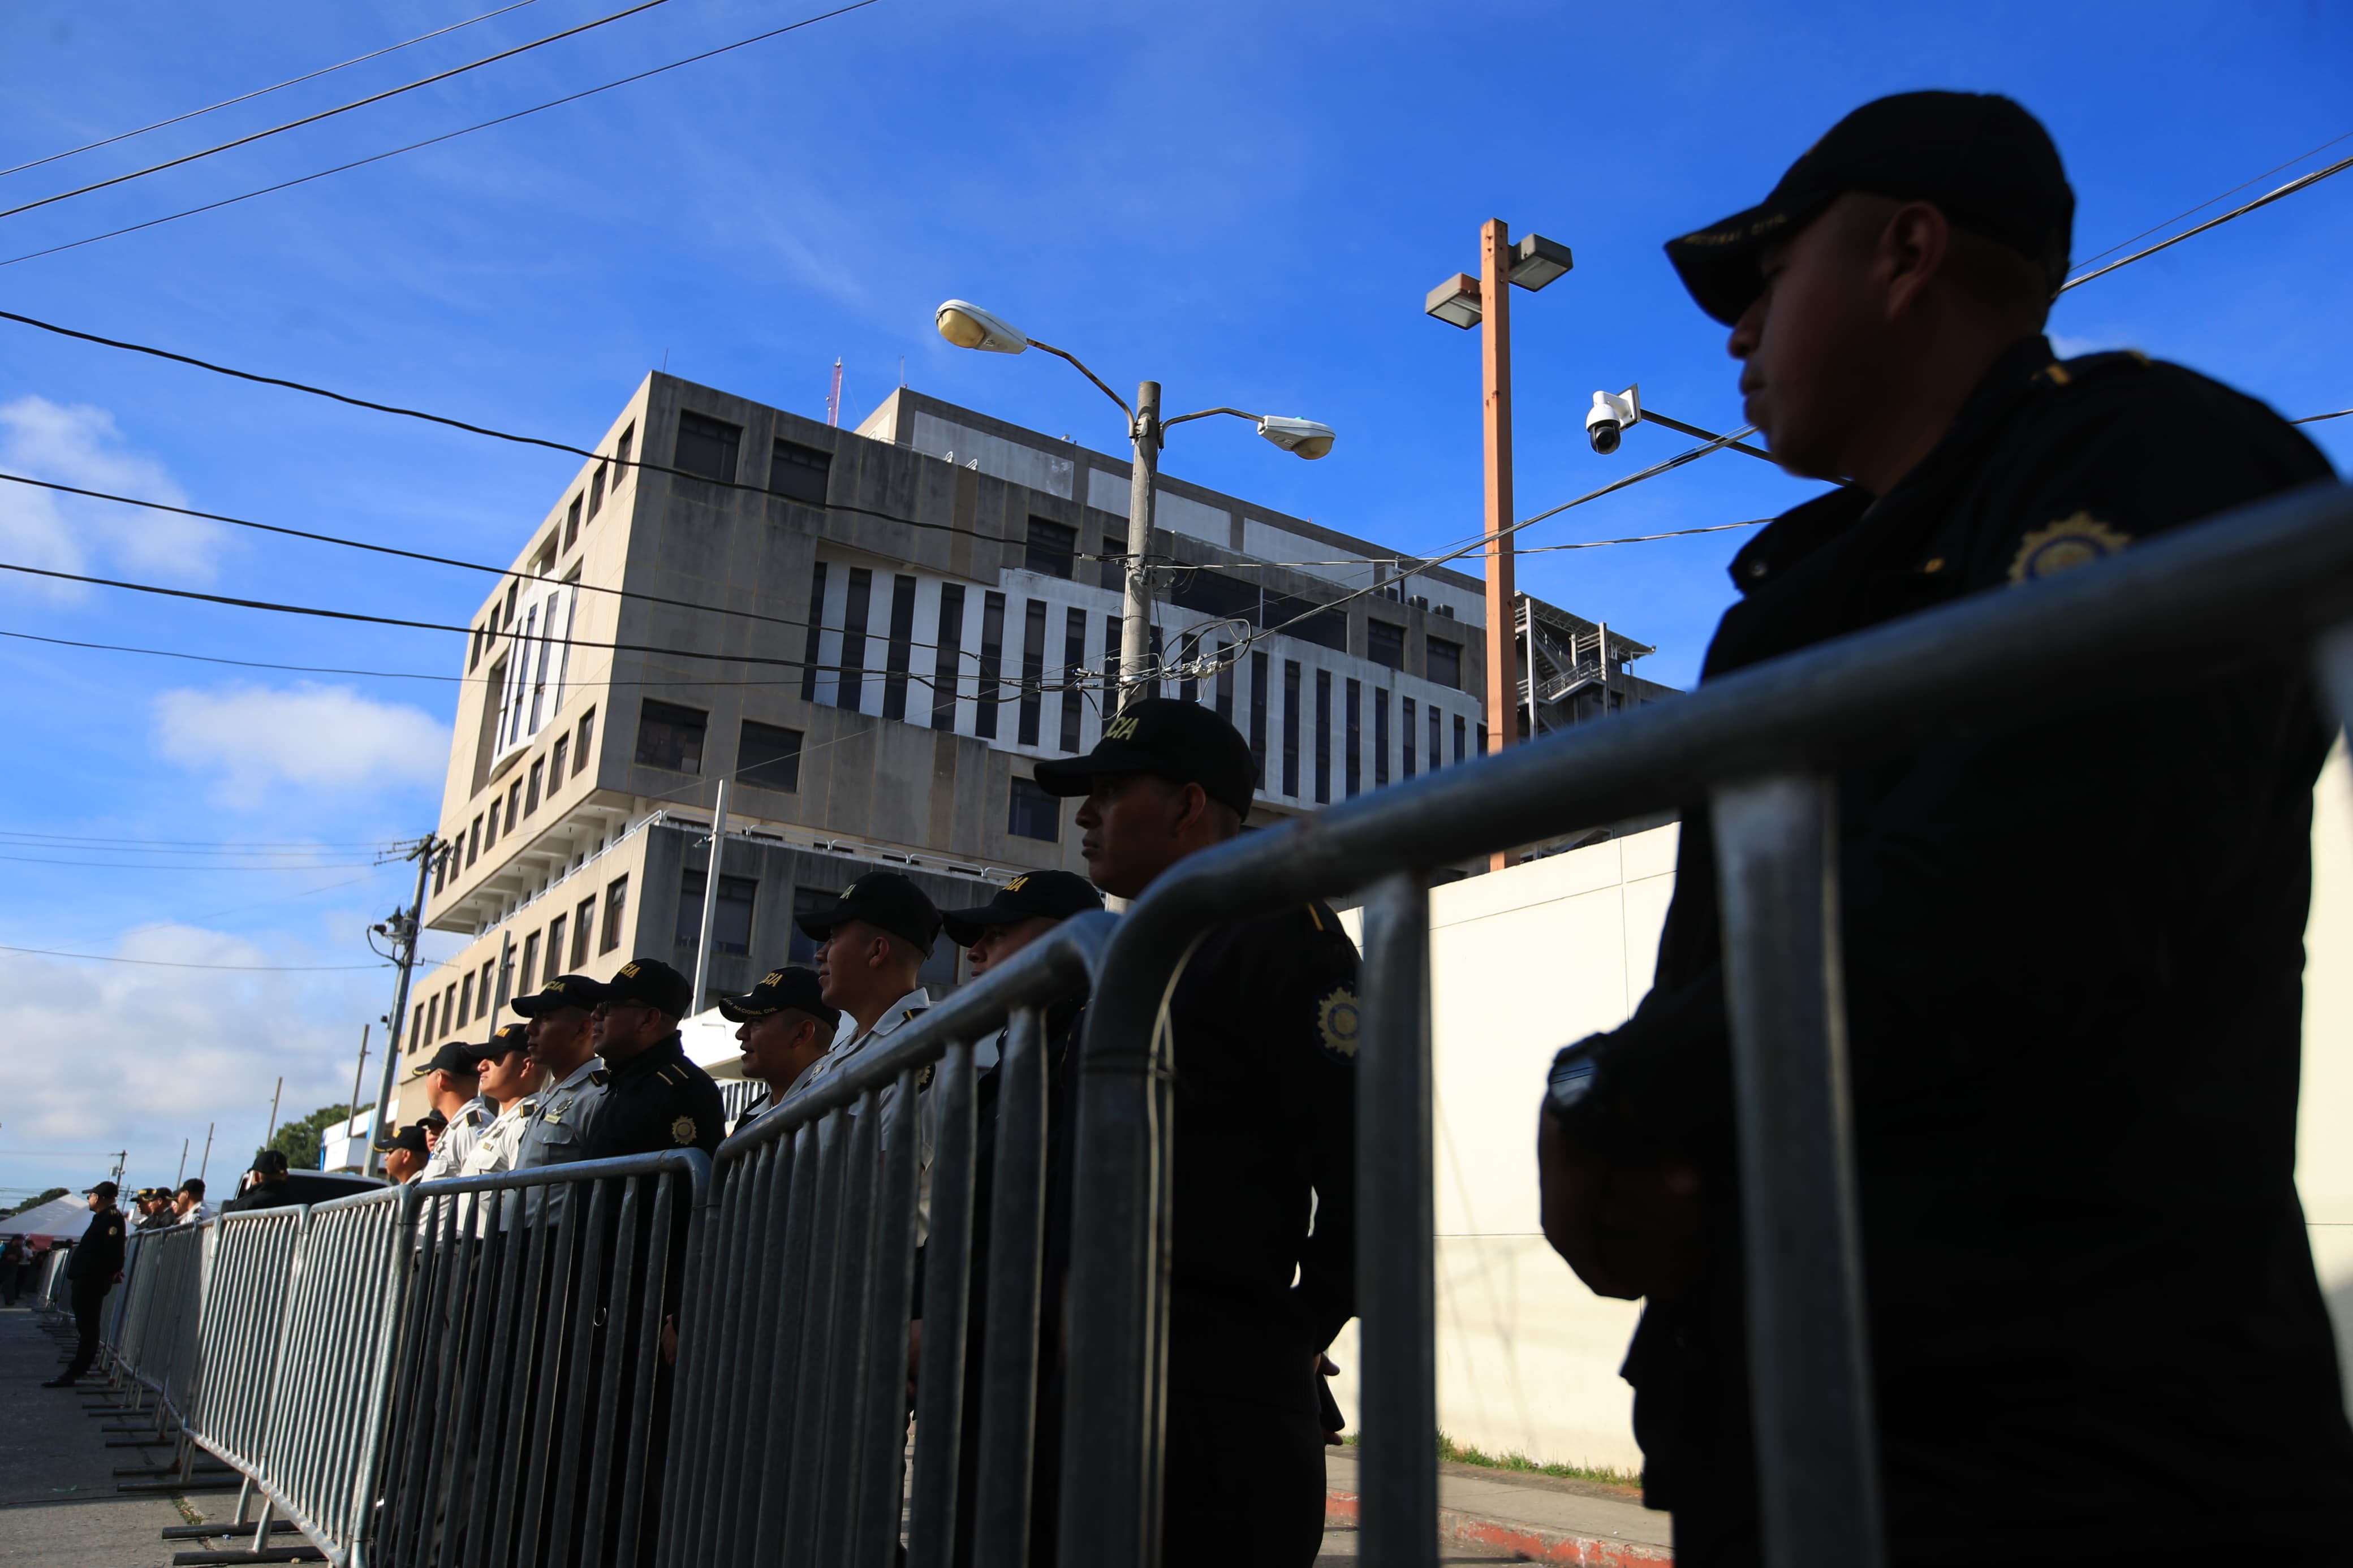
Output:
top-left (460, 1023), bottom-right (542, 1177)
top-left (415, 1042), bottom-right (494, 1181)
top-left (796, 872), bottom-right (942, 1096)
top-left (508, 973), bottom-right (606, 1172)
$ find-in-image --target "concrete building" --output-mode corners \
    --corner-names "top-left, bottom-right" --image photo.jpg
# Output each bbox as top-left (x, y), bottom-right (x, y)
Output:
top-left (387, 373), bottom-right (1675, 1127)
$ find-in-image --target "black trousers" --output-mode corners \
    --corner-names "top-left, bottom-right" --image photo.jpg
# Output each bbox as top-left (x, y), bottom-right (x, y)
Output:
top-left (63, 1276), bottom-right (110, 1378)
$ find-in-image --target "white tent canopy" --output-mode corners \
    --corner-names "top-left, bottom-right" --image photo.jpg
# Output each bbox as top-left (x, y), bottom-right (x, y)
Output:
top-left (0, 1195), bottom-right (92, 1242)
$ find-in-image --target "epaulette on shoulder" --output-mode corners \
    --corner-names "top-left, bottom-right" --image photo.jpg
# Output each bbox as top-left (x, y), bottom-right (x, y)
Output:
top-left (589, 1069), bottom-right (610, 1087)
top-left (2038, 348), bottom-right (2151, 389)
top-left (658, 1064), bottom-right (683, 1085)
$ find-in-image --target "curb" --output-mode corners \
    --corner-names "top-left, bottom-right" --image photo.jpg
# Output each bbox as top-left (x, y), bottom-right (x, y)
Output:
top-left (1326, 1489), bottom-right (1674, 1565)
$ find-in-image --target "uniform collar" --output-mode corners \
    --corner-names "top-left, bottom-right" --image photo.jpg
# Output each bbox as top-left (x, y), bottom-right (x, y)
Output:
top-left (846, 988), bottom-right (930, 1048)
top-left (550, 1056), bottom-right (604, 1093)
top-left (603, 1031), bottom-right (686, 1083)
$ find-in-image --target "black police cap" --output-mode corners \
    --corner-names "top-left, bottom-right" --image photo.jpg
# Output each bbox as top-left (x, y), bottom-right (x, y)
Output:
top-left (409, 1040), bottom-right (484, 1081)
top-left (717, 965), bottom-right (839, 1028)
top-left (252, 1150), bottom-right (290, 1176)
top-left (1665, 90), bottom-right (2075, 326)
top-left (940, 869), bottom-right (1105, 949)
top-left (478, 1021), bottom-right (530, 1059)
top-left (511, 973), bottom-right (604, 1017)
top-left (582, 957), bottom-right (693, 1018)
top-left (371, 1122), bottom-right (430, 1156)
top-left (1029, 698), bottom-right (1256, 823)
top-left (794, 871), bottom-right (943, 953)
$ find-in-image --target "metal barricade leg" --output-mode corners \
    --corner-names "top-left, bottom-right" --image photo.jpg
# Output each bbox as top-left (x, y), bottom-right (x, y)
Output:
top-left (909, 1039), bottom-right (980, 1568)
top-left (1710, 773), bottom-right (1884, 1568)
top-left (1356, 873), bottom-right (1437, 1568)
top-left (971, 1009), bottom-right (1048, 1568)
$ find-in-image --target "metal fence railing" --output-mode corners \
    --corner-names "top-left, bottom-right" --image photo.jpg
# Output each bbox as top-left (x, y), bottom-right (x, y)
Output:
top-left (44, 481), bottom-right (2353, 1568)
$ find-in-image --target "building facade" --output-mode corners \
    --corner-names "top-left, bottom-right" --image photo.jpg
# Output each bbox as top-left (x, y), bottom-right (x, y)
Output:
top-left (389, 374), bottom-right (1672, 1125)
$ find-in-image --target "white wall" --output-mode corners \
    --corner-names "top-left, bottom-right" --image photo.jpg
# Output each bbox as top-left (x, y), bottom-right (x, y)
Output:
top-left (1325, 741), bottom-right (2353, 1467)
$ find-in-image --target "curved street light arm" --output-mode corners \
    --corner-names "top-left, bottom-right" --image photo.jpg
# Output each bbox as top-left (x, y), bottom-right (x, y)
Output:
top-left (1025, 338), bottom-right (1134, 423)
top-left (1158, 405), bottom-right (1260, 431)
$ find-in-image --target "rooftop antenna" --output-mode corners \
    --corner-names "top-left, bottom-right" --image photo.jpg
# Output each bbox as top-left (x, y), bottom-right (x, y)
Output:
top-left (827, 357), bottom-right (844, 427)
top-left (899, 355), bottom-right (907, 387)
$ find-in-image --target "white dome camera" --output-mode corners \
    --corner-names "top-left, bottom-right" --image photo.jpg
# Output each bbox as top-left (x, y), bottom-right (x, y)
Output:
top-left (1586, 386), bottom-right (1641, 456)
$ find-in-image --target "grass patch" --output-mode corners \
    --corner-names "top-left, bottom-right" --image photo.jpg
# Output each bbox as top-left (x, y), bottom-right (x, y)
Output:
top-left (1342, 1431), bottom-right (1643, 1491)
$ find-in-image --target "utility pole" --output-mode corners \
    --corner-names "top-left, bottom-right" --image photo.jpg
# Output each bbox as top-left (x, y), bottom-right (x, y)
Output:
top-left (110, 1150), bottom-right (126, 1187)
top-left (198, 1122), bottom-right (214, 1185)
top-left (262, 1078), bottom-right (283, 1161)
top-left (689, 778), bottom-right (731, 1016)
top-left (343, 1025), bottom-right (370, 1171)
top-left (365, 836), bottom-right (438, 1180)
top-left (175, 1138), bottom-right (188, 1187)
top-left (1121, 381), bottom-right (1163, 711)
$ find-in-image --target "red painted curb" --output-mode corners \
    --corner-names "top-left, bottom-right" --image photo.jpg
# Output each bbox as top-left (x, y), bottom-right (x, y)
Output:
top-left (1326, 1488), bottom-right (1675, 1565)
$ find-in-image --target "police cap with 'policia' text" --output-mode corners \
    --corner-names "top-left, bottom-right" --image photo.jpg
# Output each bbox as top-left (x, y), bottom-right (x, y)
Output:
top-left (479, 1021), bottom-right (529, 1059)
top-left (581, 957), bottom-right (693, 1019)
top-left (408, 1040), bottom-right (484, 1081)
top-left (794, 871), bottom-right (943, 953)
top-left (1029, 698), bottom-right (1256, 822)
top-left (717, 965), bottom-right (839, 1027)
top-left (372, 1122), bottom-right (430, 1156)
top-left (511, 972), bottom-right (605, 1017)
top-left (940, 869), bottom-right (1105, 948)
top-left (1664, 90), bottom-right (2074, 326)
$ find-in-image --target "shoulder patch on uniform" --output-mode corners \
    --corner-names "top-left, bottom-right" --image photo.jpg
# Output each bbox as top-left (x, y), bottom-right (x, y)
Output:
top-left (2009, 512), bottom-right (2132, 584)
top-left (589, 1069), bottom-right (610, 1087)
top-left (1304, 904), bottom-right (1325, 932)
top-left (670, 1115), bottom-right (697, 1146)
top-left (902, 1008), bottom-right (924, 1023)
top-left (917, 1062), bottom-right (936, 1090)
top-left (1317, 984), bottom-right (1360, 1061)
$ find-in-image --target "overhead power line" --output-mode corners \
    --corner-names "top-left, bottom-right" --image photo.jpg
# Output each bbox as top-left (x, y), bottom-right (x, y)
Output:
top-left (0, 1), bottom-right (543, 182)
top-left (2292, 407), bottom-right (2351, 425)
top-left (0, 0), bottom-right (674, 224)
top-left (0, 942), bottom-right (389, 971)
top-left (0, 832), bottom-right (407, 848)
top-left (2067, 129), bottom-right (2353, 271)
top-left (2060, 152), bottom-right (2353, 292)
top-left (0, 853), bottom-right (379, 871)
top-left (0, 0), bottom-right (885, 269)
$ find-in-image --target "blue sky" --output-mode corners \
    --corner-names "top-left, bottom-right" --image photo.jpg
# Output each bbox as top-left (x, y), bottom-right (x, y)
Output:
top-left (1, 0), bottom-right (2347, 1204)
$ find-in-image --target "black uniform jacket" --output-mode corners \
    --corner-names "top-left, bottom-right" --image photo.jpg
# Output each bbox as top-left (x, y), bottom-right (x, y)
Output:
top-left (1554, 338), bottom-right (2353, 1554)
top-left (580, 1033), bottom-right (725, 1160)
top-left (1163, 900), bottom-right (1361, 1358)
top-left (69, 1207), bottom-right (127, 1282)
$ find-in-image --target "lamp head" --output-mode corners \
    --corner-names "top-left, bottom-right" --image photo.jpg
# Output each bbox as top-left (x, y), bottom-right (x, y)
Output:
top-left (935, 300), bottom-right (1028, 355)
top-left (1257, 416), bottom-right (1335, 460)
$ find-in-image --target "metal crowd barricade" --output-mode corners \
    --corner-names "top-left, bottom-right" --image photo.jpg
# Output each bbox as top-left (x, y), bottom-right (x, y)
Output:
top-left (1051, 480), bottom-right (2353, 1568)
top-left (659, 917), bottom-right (1109, 1568)
top-left (184, 1205), bottom-right (313, 1505)
top-left (371, 1150), bottom-right (709, 1568)
top-left (107, 1222), bottom-right (206, 1419)
top-left (36, 1243), bottom-right (72, 1311)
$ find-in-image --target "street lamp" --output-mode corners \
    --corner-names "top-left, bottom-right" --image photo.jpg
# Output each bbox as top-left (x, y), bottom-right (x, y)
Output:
top-left (1422, 221), bottom-right (1572, 870)
top-left (934, 299), bottom-right (1335, 709)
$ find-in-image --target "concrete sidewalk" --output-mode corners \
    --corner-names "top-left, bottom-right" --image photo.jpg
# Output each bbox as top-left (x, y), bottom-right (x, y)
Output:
top-left (1325, 1448), bottom-right (1674, 1565)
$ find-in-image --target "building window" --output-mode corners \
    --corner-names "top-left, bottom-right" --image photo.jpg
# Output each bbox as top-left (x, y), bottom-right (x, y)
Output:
top-left (564, 495), bottom-right (583, 551)
top-left (490, 576), bottom-right (580, 759)
top-left (469, 625), bottom-right (485, 672)
top-left (1100, 534), bottom-right (1126, 593)
top-left (1216, 642), bottom-right (1234, 725)
top-left (1008, 776), bottom-right (1060, 841)
top-left (882, 574), bottom-right (917, 722)
top-left (588, 463), bottom-right (606, 520)
top-left (1345, 678), bottom-right (1361, 798)
top-left (787, 886), bottom-right (835, 965)
top-left (1249, 651), bottom-right (1268, 787)
top-left (575, 708), bottom-right (595, 775)
top-left (485, 798), bottom-right (501, 849)
top-left (458, 971), bottom-right (475, 1024)
top-left (738, 720), bottom-right (803, 793)
top-left (506, 779), bottom-right (523, 835)
top-left (1374, 688), bottom-right (1389, 788)
top-left (1315, 669), bottom-right (1333, 805)
top-left (1177, 628), bottom-right (1198, 706)
top-left (467, 816), bottom-right (482, 866)
top-left (800, 561), bottom-right (827, 704)
top-left (505, 580), bottom-right (519, 625)
top-left (769, 438), bottom-right (831, 504)
top-left (525, 758), bottom-right (544, 817)
top-left (549, 735), bottom-right (568, 790)
top-left (676, 870), bottom-right (758, 957)
top-left (1456, 714), bottom-right (1469, 763)
top-left (519, 931), bottom-right (541, 996)
top-left (545, 915), bottom-right (567, 981)
top-left (1147, 625), bottom-right (1163, 701)
top-left (412, 1003), bottom-right (425, 1052)
top-left (572, 896), bottom-right (596, 968)
top-left (1400, 697), bottom-right (1416, 779)
top-left (1025, 516), bottom-right (1076, 579)
top-left (1059, 608), bottom-right (1087, 752)
top-left (976, 591), bottom-right (1006, 740)
top-left (635, 699), bottom-right (708, 773)
top-left (476, 961), bottom-right (494, 1021)
top-left (614, 424), bottom-right (634, 483)
top-left (674, 411), bottom-right (741, 483)
top-left (1282, 660), bottom-right (1302, 797)
top-left (1426, 637), bottom-right (1462, 690)
top-left (441, 983), bottom-right (458, 1036)
top-left (432, 848), bottom-right (447, 896)
top-left (839, 567), bottom-right (872, 711)
top-left (1368, 621), bottom-right (1404, 671)
top-left (1428, 706), bottom-right (1442, 773)
top-left (1102, 617), bottom-right (1121, 712)
top-left (424, 993), bottom-right (441, 1043)
top-left (600, 876), bottom-right (629, 954)
top-left (1016, 600), bottom-right (1048, 745)
top-left (932, 584), bottom-right (964, 729)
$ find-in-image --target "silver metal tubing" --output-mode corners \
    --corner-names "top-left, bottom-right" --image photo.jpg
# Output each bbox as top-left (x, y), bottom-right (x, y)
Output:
top-left (815, 1090), bottom-right (884, 1565)
top-left (753, 1123), bottom-right (822, 1563)
top-left (973, 1006), bottom-right (1049, 1568)
top-left (908, 1037), bottom-right (981, 1568)
top-left (1712, 775), bottom-right (1882, 1568)
top-left (1356, 874), bottom-right (1437, 1568)
top-left (780, 1110), bottom-right (853, 1557)
top-left (855, 1066), bottom-right (925, 1568)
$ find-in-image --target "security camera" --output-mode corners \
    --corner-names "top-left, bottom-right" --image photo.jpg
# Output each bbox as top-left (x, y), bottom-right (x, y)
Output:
top-left (1585, 386), bottom-right (1641, 456)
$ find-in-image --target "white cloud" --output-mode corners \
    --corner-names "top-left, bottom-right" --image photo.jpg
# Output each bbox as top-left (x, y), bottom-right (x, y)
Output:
top-left (155, 682), bottom-right (451, 804)
top-left (0, 396), bottom-right (222, 593)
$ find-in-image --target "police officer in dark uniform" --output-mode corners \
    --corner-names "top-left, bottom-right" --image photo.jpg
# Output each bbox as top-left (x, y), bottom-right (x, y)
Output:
top-left (43, 1182), bottom-right (128, 1387)
top-left (1030, 698), bottom-right (1359, 1568)
top-left (1535, 91), bottom-right (2353, 1563)
top-left (578, 957), bottom-right (724, 1160)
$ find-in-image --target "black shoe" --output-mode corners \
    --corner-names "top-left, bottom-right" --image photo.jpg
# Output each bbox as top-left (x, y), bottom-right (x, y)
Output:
top-left (41, 1375), bottom-right (77, 1388)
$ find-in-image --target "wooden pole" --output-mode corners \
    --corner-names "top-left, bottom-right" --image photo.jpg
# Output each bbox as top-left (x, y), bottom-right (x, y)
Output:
top-left (1480, 218), bottom-right (1518, 872)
